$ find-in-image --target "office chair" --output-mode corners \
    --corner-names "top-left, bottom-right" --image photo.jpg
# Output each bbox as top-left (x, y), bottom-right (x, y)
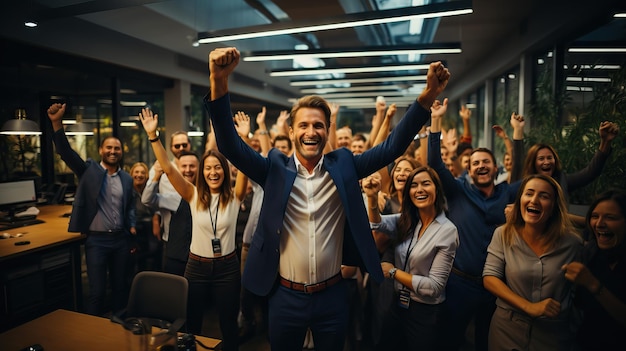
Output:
top-left (124, 271), bottom-right (189, 336)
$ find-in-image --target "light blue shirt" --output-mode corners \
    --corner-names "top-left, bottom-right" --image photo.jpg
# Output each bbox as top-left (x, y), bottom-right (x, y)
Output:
top-left (372, 212), bottom-right (459, 304)
top-left (89, 163), bottom-right (124, 231)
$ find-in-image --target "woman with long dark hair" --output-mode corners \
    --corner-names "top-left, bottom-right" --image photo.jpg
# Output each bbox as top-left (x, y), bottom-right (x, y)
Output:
top-left (562, 189), bottom-right (626, 350)
top-left (363, 166), bottom-right (458, 349)
top-left (140, 108), bottom-right (247, 351)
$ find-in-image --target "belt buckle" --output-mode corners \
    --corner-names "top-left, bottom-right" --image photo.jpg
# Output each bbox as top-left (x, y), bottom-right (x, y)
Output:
top-left (303, 282), bottom-right (322, 294)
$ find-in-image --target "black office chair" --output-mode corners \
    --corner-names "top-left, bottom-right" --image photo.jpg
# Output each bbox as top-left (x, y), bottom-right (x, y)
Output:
top-left (123, 271), bottom-right (189, 336)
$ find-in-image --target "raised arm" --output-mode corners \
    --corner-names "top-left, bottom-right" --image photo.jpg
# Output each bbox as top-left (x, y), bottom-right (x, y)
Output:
top-left (255, 107), bottom-right (271, 155)
top-left (206, 47), bottom-right (269, 186)
top-left (354, 62), bottom-right (450, 178)
top-left (427, 99), bottom-right (463, 198)
top-left (373, 103), bottom-right (396, 147)
top-left (209, 47), bottom-right (240, 100)
top-left (509, 112), bottom-right (525, 183)
top-left (47, 103), bottom-right (65, 132)
top-left (327, 103), bottom-right (339, 151)
top-left (566, 121), bottom-right (619, 191)
top-left (205, 120), bottom-right (217, 152)
top-left (47, 103), bottom-right (87, 176)
top-left (369, 98), bottom-right (387, 147)
top-left (230, 110), bottom-right (253, 201)
top-left (372, 104), bottom-right (397, 194)
top-left (139, 108), bottom-right (195, 202)
top-left (363, 175), bottom-right (382, 224)
top-left (459, 105), bottom-right (472, 145)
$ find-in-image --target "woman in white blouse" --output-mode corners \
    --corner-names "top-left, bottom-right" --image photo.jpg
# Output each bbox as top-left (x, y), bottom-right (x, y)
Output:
top-left (140, 108), bottom-right (247, 351)
top-left (364, 166), bottom-right (459, 350)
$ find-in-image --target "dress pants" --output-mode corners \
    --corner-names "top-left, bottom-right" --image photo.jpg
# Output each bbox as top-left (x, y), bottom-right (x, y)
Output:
top-left (84, 232), bottom-right (131, 316)
top-left (268, 279), bottom-right (349, 351)
top-left (443, 271), bottom-right (495, 351)
top-left (185, 253), bottom-right (240, 351)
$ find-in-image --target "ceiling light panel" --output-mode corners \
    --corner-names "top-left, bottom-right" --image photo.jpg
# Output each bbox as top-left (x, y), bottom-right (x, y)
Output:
top-left (198, 1), bottom-right (472, 43)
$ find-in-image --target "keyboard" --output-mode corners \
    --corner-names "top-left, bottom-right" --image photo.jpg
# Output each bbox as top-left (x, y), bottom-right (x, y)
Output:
top-left (0, 218), bottom-right (45, 231)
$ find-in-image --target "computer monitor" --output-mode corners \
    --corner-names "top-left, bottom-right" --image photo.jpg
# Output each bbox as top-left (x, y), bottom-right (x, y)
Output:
top-left (0, 179), bottom-right (37, 222)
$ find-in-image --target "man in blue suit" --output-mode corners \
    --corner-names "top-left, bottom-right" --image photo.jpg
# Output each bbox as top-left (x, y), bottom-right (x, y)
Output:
top-left (47, 103), bottom-right (136, 316)
top-left (206, 47), bottom-right (450, 351)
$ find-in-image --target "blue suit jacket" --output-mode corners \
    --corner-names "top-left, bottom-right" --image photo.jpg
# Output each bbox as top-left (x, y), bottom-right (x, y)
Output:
top-left (208, 94), bottom-right (430, 296)
top-left (52, 129), bottom-right (135, 234)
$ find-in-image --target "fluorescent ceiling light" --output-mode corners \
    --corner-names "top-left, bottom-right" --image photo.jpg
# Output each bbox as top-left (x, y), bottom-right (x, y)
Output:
top-left (198, 1), bottom-right (472, 43)
top-left (62, 120), bottom-right (77, 125)
top-left (568, 47), bottom-right (626, 53)
top-left (614, 13), bottom-right (626, 18)
top-left (120, 101), bottom-right (148, 107)
top-left (291, 75), bottom-right (427, 86)
top-left (188, 131), bottom-right (205, 137)
top-left (565, 77), bottom-right (611, 83)
top-left (319, 91), bottom-right (418, 99)
top-left (24, 21), bottom-right (37, 28)
top-left (120, 122), bottom-right (137, 127)
top-left (566, 86), bottom-right (593, 92)
top-left (271, 64), bottom-right (430, 77)
top-left (300, 85), bottom-right (407, 94)
top-left (563, 64), bottom-right (621, 70)
top-left (243, 44), bottom-right (461, 61)
top-left (580, 65), bottom-right (621, 69)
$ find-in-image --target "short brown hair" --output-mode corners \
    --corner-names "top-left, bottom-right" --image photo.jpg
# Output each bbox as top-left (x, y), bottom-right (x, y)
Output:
top-left (289, 95), bottom-right (331, 127)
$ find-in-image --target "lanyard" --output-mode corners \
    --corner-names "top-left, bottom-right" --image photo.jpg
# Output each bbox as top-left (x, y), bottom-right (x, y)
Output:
top-left (403, 230), bottom-right (417, 272)
top-left (403, 221), bottom-right (431, 272)
top-left (208, 194), bottom-right (220, 239)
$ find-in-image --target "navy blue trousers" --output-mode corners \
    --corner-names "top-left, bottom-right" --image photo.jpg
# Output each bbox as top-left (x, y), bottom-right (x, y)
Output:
top-left (268, 279), bottom-right (349, 351)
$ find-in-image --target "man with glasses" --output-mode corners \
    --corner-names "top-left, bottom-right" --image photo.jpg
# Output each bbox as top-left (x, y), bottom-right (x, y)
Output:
top-left (142, 131), bottom-right (191, 270)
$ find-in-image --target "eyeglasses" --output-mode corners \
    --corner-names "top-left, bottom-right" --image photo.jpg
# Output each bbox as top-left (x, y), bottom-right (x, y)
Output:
top-left (173, 143), bottom-right (188, 149)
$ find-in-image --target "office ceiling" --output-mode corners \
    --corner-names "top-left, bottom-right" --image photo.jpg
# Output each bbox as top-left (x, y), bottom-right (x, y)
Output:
top-left (1, 0), bottom-right (624, 112)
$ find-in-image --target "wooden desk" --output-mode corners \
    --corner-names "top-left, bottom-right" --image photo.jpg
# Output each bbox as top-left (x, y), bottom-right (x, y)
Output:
top-left (0, 309), bottom-right (222, 351)
top-left (0, 205), bottom-right (85, 332)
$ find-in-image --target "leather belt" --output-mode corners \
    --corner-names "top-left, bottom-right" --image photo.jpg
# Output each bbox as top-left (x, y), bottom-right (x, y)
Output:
top-left (189, 250), bottom-right (236, 262)
top-left (451, 267), bottom-right (483, 283)
top-left (279, 273), bottom-right (342, 294)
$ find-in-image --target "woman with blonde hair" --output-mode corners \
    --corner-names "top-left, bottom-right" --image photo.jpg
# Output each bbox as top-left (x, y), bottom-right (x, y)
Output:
top-left (483, 174), bottom-right (582, 350)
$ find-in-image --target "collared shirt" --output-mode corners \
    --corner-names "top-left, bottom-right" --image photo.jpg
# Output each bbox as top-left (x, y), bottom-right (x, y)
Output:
top-left (483, 226), bottom-right (582, 317)
top-left (372, 212), bottom-right (459, 304)
top-left (242, 180), bottom-right (263, 245)
top-left (143, 162), bottom-right (180, 242)
top-left (89, 162), bottom-right (124, 232)
top-left (279, 155), bottom-right (345, 284)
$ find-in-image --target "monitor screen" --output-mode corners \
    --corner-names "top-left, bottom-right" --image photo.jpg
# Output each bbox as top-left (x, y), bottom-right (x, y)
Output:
top-left (0, 179), bottom-right (37, 208)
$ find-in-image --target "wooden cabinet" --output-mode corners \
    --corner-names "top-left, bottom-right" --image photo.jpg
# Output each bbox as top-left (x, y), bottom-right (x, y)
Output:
top-left (0, 205), bottom-right (84, 332)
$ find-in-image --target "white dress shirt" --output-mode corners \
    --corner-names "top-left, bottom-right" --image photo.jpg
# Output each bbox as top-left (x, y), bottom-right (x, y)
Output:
top-left (279, 155), bottom-right (345, 284)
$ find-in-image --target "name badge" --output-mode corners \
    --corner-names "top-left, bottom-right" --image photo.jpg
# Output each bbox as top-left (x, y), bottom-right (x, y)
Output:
top-left (398, 289), bottom-right (411, 309)
top-left (212, 238), bottom-right (222, 256)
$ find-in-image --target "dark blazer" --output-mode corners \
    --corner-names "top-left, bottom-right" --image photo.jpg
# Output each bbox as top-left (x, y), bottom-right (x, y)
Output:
top-left (52, 129), bottom-right (135, 234)
top-left (207, 94), bottom-right (430, 296)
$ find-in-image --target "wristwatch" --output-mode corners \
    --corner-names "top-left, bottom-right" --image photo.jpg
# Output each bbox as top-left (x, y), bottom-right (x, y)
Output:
top-left (388, 267), bottom-right (397, 280)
